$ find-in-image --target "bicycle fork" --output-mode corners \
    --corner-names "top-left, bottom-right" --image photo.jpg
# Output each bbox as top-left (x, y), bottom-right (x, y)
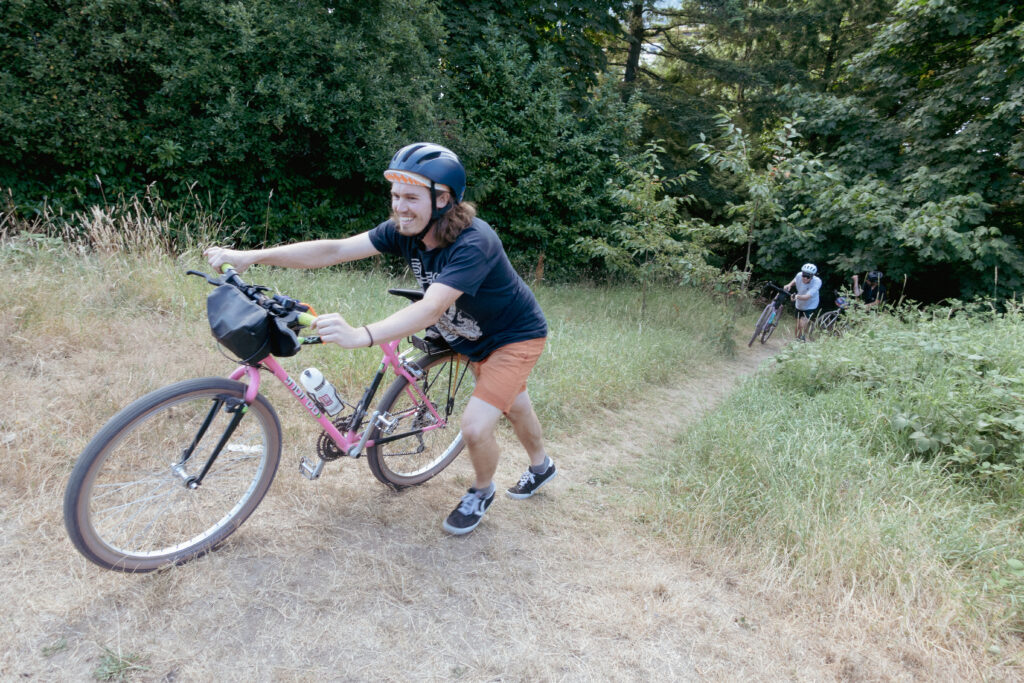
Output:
top-left (171, 396), bottom-right (248, 489)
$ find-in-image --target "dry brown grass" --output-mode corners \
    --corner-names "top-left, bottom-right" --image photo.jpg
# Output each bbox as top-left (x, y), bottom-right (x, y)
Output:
top-left (1, 238), bottom-right (1018, 680)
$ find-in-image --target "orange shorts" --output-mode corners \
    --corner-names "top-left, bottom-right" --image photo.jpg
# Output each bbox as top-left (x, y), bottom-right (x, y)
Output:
top-left (469, 337), bottom-right (546, 414)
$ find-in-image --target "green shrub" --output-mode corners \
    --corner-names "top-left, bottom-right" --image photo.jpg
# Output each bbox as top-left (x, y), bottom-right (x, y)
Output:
top-left (772, 303), bottom-right (1024, 485)
top-left (0, 0), bottom-right (444, 239)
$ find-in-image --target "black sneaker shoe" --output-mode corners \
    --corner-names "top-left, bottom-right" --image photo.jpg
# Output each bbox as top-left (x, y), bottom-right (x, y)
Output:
top-left (506, 462), bottom-right (557, 499)
top-left (442, 488), bottom-right (495, 535)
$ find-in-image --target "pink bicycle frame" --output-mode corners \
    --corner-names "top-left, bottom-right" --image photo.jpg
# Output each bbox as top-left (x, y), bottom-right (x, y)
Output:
top-left (228, 339), bottom-right (453, 459)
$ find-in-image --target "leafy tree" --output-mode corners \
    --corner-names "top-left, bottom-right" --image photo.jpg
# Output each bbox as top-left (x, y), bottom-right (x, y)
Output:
top-left (606, 0), bottom-right (893, 278)
top-left (774, 0), bottom-right (1024, 300)
top-left (693, 111), bottom-right (820, 281)
top-left (574, 142), bottom-right (725, 312)
top-left (441, 33), bottom-right (644, 279)
top-left (441, 0), bottom-right (623, 103)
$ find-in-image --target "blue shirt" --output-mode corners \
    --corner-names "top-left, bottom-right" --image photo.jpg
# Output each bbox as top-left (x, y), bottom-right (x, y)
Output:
top-left (369, 217), bottom-right (547, 361)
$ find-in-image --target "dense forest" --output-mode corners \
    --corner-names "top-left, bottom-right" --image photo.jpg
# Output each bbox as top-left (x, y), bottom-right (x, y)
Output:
top-left (1, 0), bottom-right (1021, 300)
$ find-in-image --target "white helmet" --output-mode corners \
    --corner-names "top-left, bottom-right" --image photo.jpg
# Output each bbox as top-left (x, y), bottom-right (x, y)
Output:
top-left (800, 263), bottom-right (818, 276)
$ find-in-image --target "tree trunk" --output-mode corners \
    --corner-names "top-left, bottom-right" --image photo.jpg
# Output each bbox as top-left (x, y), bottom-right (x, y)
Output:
top-left (623, 1), bottom-right (645, 91)
top-left (821, 12), bottom-right (845, 88)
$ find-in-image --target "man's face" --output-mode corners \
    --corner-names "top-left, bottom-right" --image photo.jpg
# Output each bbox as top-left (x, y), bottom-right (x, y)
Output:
top-left (390, 182), bottom-right (450, 236)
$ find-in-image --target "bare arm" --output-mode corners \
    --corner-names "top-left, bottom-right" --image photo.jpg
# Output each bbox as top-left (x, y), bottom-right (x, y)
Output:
top-left (314, 282), bottom-right (463, 350)
top-left (204, 232), bottom-right (380, 272)
top-left (852, 274), bottom-right (862, 297)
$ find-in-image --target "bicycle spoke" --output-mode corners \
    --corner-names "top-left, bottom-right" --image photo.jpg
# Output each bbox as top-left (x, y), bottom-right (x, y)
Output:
top-left (64, 378), bottom-right (281, 571)
top-left (366, 354), bottom-right (471, 488)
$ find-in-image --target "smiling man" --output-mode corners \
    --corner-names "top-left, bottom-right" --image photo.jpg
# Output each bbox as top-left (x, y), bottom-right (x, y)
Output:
top-left (205, 142), bottom-right (553, 535)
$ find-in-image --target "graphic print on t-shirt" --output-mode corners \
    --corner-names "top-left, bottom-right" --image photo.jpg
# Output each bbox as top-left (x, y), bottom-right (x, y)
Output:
top-left (411, 257), bottom-right (483, 342)
top-left (436, 304), bottom-right (482, 341)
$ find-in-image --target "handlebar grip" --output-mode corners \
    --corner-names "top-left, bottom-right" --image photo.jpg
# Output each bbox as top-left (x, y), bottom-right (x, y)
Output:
top-left (220, 263), bottom-right (236, 274)
top-left (298, 311), bottom-right (317, 328)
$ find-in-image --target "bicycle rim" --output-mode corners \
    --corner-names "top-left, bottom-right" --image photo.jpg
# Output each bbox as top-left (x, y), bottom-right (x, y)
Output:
top-left (366, 353), bottom-right (473, 489)
top-left (823, 313), bottom-right (839, 335)
top-left (748, 305), bottom-right (771, 347)
top-left (64, 378), bottom-right (281, 572)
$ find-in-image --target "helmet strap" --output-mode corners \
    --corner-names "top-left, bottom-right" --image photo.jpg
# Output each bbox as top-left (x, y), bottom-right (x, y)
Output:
top-left (414, 182), bottom-right (454, 249)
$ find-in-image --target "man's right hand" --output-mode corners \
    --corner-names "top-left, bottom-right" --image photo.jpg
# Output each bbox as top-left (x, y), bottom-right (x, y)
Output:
top-left (204, 246), bottom-right (254, 273)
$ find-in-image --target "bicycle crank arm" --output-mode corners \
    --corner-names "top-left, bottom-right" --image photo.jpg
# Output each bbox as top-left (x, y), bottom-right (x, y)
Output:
top-left (347, 410), bottom-right (379, 457)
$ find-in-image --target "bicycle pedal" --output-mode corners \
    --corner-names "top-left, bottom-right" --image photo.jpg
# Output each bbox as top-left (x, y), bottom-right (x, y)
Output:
top-left (375, 412), bottom-right (399, 434)
top-left (299, 456), bottom-right (325, 480)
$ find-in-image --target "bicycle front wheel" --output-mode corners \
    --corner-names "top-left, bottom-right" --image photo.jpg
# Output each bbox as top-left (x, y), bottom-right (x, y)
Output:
top-left (63, 378), bottom-right (281, 572)
top-left (366, 353), bottom-right (473, 489)
top-left (748, 304), bottom-right (772, 347)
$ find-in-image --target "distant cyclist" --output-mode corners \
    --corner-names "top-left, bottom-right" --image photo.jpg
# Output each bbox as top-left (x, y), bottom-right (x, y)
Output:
top-left (783, 263), bottom-right (822, 342)
top-left (852, 270), bottom-right (886, 308)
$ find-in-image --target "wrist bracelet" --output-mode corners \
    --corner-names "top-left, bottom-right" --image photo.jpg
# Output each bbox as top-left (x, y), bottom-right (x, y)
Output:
top-left (363, 325), bottom-right (374, 347)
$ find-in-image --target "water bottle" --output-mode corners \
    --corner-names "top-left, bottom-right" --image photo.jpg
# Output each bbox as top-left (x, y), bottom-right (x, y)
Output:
top-left (299, 367), bottom-right (344, 416)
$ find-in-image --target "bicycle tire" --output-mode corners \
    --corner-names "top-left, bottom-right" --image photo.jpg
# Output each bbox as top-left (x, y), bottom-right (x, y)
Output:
top-left (761, 315), bottom-right (778, 343)
top-left (817, 310), bottom-right (847, 337)
top-left (748, 304), bottom-right (773, 347)
top-left (63, 377), bottom-right (281, 572)
top-left (366, 352), bottom-right (473, 489)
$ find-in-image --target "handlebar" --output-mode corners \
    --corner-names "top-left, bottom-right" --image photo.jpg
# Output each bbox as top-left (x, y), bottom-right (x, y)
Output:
top-left (189, 264), bottom-right (445, 355)
top-left (187, 263), bottom-right (320, 342)
top-left (761, 282), bottom-right (793, 307)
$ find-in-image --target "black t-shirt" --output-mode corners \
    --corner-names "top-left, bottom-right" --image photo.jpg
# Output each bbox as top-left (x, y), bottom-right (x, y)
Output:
top-left (368, 217), bottom-right (547, 361)
top-left (861, 282), bottom-right (886, 305)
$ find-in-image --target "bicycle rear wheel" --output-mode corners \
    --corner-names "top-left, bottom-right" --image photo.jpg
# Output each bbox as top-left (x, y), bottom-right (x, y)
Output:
top-left (63, 378), bottom-right (281, 572)
top-left (366, 352), bottom-right (473, 489)
top-left (748, 304), bottom-right (773, 347)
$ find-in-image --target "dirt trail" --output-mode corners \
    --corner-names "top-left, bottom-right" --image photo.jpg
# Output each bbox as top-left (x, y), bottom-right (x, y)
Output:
top-left (5, 333), bottom-right (948, 681)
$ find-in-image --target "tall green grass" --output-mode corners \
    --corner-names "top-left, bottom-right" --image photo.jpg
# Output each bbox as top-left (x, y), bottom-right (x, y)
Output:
top-left (640, 306), bottom-right (1024, 639)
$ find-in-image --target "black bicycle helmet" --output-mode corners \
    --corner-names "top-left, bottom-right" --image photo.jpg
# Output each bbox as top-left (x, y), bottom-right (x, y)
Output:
top-left (867, 270), bottom-right (883, 283)
top-left (384, 142), bottom-right (466, 203)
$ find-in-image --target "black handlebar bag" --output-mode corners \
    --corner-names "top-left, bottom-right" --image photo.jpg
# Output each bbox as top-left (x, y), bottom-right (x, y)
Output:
top-left (206, 284), bottom-right (273, 364)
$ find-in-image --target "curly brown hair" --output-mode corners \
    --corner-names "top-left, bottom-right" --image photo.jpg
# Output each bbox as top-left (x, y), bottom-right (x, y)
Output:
top-left (432, 201), bottom-right (477, 248)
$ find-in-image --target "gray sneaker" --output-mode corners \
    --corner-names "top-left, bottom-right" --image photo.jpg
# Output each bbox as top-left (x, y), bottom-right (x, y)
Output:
top-left (506, 462), bottom-right (557, 499)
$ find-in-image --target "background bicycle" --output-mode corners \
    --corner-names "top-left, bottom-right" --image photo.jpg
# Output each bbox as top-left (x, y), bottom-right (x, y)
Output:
top-left (809, 295), bottom-right (850, 340)
top-left (63, 266), bottom-right (472, 572)
top-left (748, 282), bottom-right (792, 347)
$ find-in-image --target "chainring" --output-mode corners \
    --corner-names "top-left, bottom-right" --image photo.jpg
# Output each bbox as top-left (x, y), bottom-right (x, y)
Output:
top-left (315, 415), bottom-right (354, 461)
